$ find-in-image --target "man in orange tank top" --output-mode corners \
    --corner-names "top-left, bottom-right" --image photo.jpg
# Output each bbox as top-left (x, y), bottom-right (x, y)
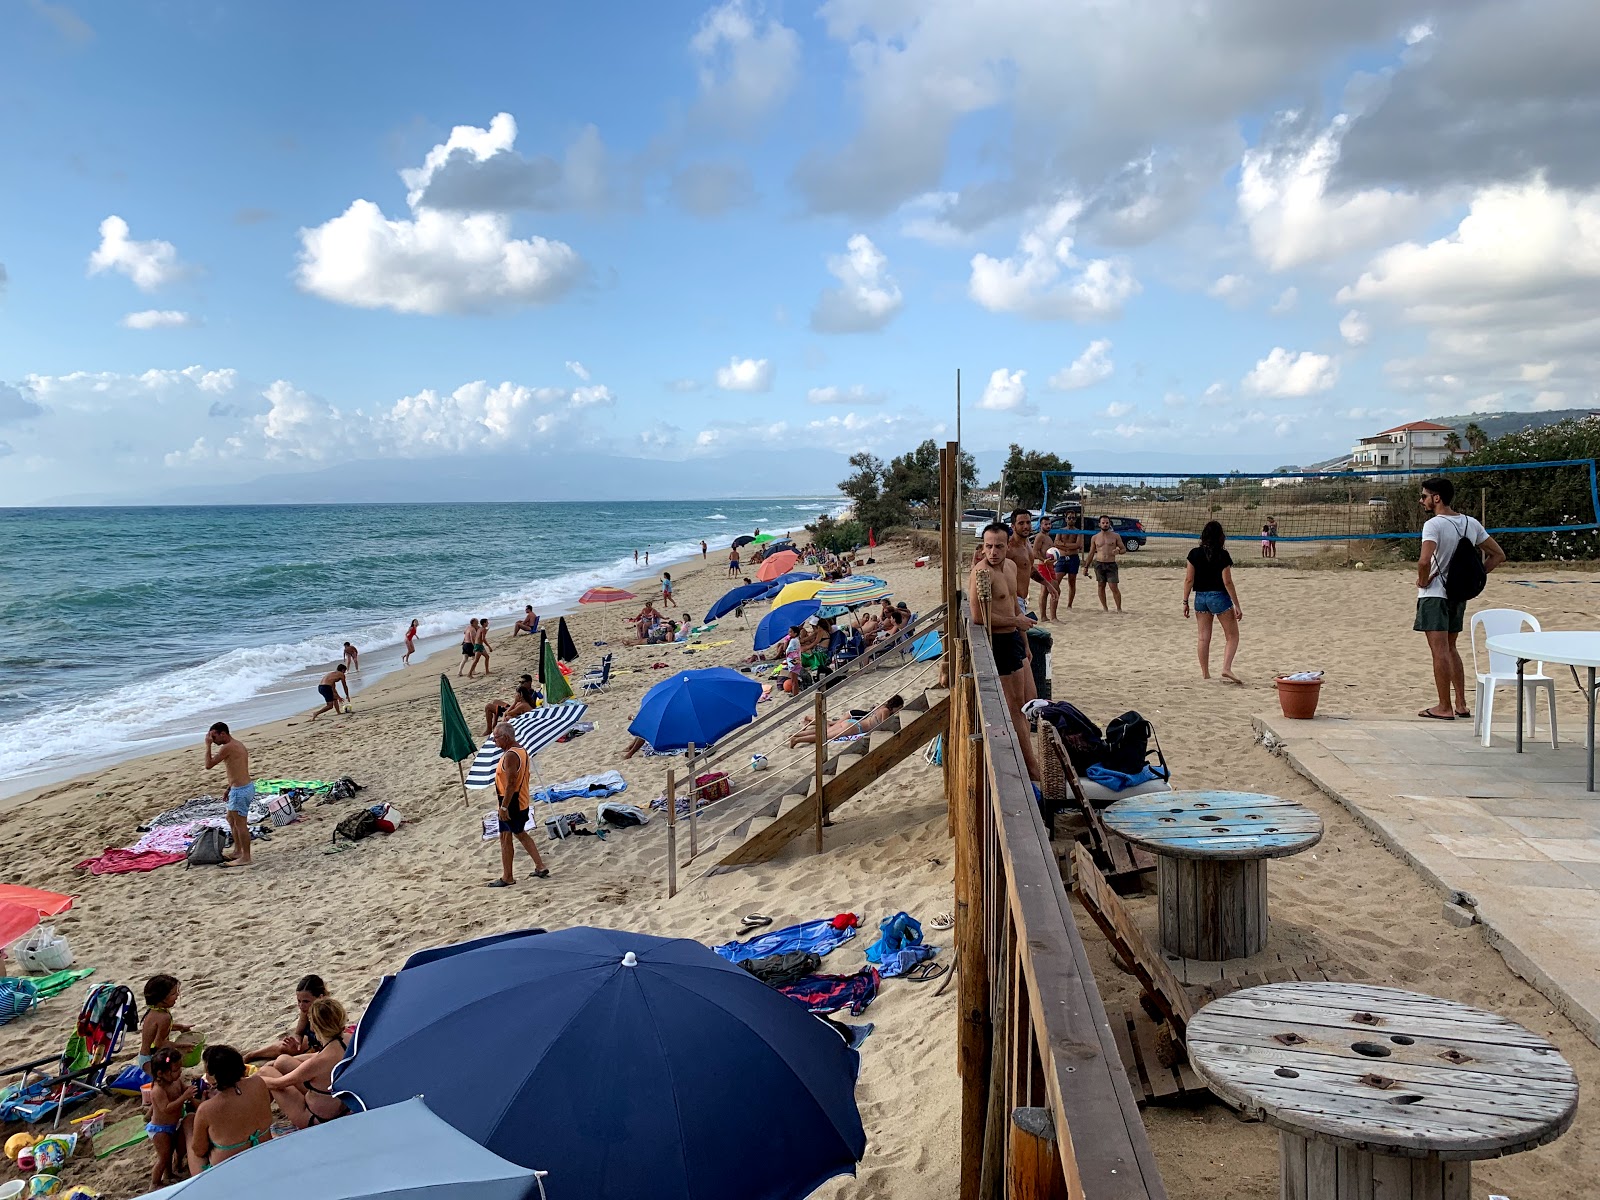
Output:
top-left (486, 723), bottom-right (550, 887)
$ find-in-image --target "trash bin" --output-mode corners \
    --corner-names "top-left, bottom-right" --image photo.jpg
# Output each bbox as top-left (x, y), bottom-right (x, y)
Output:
top-left (1027, 626), bottom-right (1053, 700)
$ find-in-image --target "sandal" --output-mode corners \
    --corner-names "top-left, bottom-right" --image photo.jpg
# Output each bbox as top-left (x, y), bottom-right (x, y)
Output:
top-left (740, 914), bottom-right (773, 931)
top-left (905, 961), bottom-right (948, 983)
top-left (485, 879), bottom-right (512, 888)
top-left (930, 912), bottom-right (955, 932)
top-left (533, 869), bottom-right (551, 879)
top-left (1418, 708), bottom-right (1455, 720)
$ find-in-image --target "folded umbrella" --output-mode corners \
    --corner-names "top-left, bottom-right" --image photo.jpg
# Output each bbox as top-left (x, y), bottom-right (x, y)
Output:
top-left (732, 535), bottom-right (757, 548)
top-left (628, 666), bottom-right (762, 751)
top-left (465, 701), bottom-right (589, 789)
top-left (555, 616), bottom-right (578, 663)
top-left (142, 1096), bottom-right (539, 1199)
top-left (333, 927), bottom-right (865, 1200)
top-left (754, 599), bottom-right (821, 651)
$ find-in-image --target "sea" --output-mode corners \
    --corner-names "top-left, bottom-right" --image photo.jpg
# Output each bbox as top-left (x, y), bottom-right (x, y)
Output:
top-left (0, 497), bottom-right (843, 797)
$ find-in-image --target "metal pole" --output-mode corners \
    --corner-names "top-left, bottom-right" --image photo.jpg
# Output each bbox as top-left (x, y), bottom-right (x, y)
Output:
top-left (1589, 667), bottom-right (1596, 792)
top-left (1516, 658), bottom-right (1525, 753)
top-left (814, 688), bottom-right (827, 852)
top-left (665, 768), bottom-right (678, 898)
top-left (687, 740), bottom-right (698, 857)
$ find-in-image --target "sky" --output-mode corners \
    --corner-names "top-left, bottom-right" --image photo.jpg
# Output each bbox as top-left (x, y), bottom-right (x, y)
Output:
top-left (2, 0), bottom-right (1597, 504)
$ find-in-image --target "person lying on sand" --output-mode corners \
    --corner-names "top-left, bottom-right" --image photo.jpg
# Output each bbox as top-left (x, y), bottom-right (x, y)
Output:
top-left (789, 695), bottom-right (903, 748)
top-left (245, 974), bottom-right (331, 1063)
top-left (257, 997), bottom-right (350, 1129)
top-left (189, 1046), bottom-right (275, 1174)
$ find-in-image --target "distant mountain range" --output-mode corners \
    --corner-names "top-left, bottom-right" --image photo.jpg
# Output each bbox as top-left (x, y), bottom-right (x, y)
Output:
top-left (1428, 408), bottom-right (1598, 441)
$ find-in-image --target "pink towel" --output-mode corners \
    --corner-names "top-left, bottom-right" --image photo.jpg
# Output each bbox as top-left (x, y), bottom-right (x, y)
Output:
top-left (74, 848), bottom-right (187, 875)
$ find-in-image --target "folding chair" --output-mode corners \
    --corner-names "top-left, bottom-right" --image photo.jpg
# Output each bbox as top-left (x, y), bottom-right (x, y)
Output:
top-left (580, 654), bottom-right (613, 693)
top-left (0, 983), bottom-right (139, 1127)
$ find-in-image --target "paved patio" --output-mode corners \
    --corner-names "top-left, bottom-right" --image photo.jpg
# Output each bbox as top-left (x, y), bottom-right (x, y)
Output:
top-left (1255, 711), bottom-right (1600, 1046)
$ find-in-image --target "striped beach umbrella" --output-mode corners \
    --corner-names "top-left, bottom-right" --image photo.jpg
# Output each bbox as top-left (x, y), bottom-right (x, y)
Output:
top-left (768, 578), bottom-right (828, 609)
top-left (811, 575), bottom-right (891, 610)
top-left (579, 586), bottom-right (635, 604)
top-left (464, 701), bottom-right (589, 790)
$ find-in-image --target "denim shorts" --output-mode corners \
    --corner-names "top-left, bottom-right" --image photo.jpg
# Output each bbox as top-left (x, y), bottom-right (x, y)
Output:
top-left (1193, 590), bottom-right (1233, 615)
top-left (227, 782), bottom-right (257, 815)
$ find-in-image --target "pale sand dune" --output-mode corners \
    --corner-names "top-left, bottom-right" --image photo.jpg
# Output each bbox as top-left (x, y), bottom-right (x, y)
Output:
top-left (5, 541), bottom-right (1600, 1198)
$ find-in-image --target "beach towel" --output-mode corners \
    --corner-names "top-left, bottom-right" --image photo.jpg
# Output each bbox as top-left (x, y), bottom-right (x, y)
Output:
top-left (863, 911), bottom-right (935, 979)
top-left (533, 770), bottom-right (627, 804)
top-left (776, 966), bottom-right (881, 1015)
top-left (713, 915), bottom-right (861, 965)
top-left (74, 848), bottom-right (188, 875)
top-left (1083, 763), bottom-right (1168, 792)
top-left (27, 968), bottom-right (95, 1000)
top-left (739, 951), bottom-right (823, 988)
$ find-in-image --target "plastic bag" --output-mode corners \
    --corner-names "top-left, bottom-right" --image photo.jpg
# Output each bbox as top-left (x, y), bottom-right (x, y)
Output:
top-left (14, 926), bottom-right (73, 972)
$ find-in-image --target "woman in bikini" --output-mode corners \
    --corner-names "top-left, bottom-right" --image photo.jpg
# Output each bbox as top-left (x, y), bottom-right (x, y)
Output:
top-left (256, 997), bottom-right (350, 1129)
top-left (188, 1045), bottom-right (274, 1173)
top-left (244, 974), bottom-right (330, 1063)
top-left (789, 695), bottom-right (904, 748)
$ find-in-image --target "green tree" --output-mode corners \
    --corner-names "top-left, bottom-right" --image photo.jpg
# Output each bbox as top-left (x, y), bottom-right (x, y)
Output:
top-left (1444, 431), bottom-right (1462, 454)
top-left (1464, 423), bottom-right (1489, 452)
top-left (994, 444), bottom-right (1073, 509)
top-left (1178, 475), bottom-right (1224, 492)
top-left (837, 452), bottom-right (909, 533)
top-left (884, 438), bottom-right (977, 507)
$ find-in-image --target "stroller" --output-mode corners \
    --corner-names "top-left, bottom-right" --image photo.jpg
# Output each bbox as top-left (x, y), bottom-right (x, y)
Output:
top-left (0, 983), bottom-right (139, 1127)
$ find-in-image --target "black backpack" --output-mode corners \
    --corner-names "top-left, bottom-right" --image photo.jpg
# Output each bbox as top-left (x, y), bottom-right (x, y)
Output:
top-left (334, 809), bottom-right (379, 844)
top-left (1036, 702), bottom-right (1106, 772)
top-left (1103, 711), bottom-right (1169, 779)
top-left (1442, 517), bottom-right (1487, 603)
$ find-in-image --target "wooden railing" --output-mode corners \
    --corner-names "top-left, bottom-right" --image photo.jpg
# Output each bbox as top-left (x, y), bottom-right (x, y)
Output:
top-left (941, 442), bottom-right (1166, 1200)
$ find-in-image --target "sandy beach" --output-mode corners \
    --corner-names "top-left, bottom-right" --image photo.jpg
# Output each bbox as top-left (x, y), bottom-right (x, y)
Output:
top-left (4, 536), bottom-right (1600, 1198)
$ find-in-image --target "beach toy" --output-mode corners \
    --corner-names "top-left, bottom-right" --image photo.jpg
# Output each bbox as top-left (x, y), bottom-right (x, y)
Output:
top-left (175, 1035), bottom-right (205, 1068)
top-left (750, 754), bottom-right (768, 772)
top-left (69, 1110), bottom-right (107, 1138)
top-left (30, 1135), bottom-right (73, 1173)
top-left (138, 1082), bottom-right (153, 1107)
top-left (63, 1189), bottom-right (99, 1200)
top-left (25, 1176), bottom-right (63, 1198)
top-left (5, 1132), bottom-right (37, 1161)
top-left (0, 1180), bottom-right (24, 1200)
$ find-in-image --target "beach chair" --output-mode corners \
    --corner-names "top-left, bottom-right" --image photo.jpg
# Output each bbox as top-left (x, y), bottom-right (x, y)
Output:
top-left (580, 654), bottom-right (613, 693)
top-left (1470, 609), bottom-right (1557, 748)
top-left (0, 983), bottom-right (138, 1127)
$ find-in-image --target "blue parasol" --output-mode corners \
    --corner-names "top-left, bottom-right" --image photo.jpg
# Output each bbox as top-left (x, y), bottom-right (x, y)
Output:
top-left (754, 599), bottom-right (821, 651)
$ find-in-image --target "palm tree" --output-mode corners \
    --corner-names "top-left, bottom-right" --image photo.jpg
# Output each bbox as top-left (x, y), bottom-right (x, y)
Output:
top-left (1444, 430), bottom-right (1463, 455)
top-left (1465, 423), bottom-right (1489, 452)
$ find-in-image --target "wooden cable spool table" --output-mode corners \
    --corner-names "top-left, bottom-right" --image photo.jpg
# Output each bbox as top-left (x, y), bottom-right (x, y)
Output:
top-left (1186, 981), bottom-right (1578, 1200)
top-left (1101, 790), bottom-right (1322, 960)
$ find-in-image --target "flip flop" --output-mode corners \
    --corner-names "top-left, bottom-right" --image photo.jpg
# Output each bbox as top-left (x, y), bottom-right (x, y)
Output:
top-left (533, 869), bottom-right (551, 879)
top-left (485, 879), bottom-right (512, 888)
top-left (1417, 709), bottom-right (1455, 720)
top-left (905, 961), bottom-right (948, 983)
top-left (740, 914), bottom-right (773, 931)
top-left (930, 912), bottom-right (955, 931)
top-left (1455, 710), bottom-right (1472, 719)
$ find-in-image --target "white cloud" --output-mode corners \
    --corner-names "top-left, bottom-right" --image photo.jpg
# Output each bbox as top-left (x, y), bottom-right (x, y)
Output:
top-left (810, 234), bottom-right (904, 333)
top-left (88, 216), bottom-right (187, 291)
top-left (1238, 114), bottom-right (1432, 271)
top-left (1207, 273), bottom-right (1249, 302)
top-left (691, 0), bottom-right (801, 133)
top-left (401, 112), bottom-right (614, 214)
top-left (1339, 310), bottom-right (1370, 346)
top-left (121, 309), bottom-right (198, 330)
top-left (714, 357), bottom-right (775, 392)
top-left (1046, 340), bottom-right (1114, 391)
top-left (978, 367), bottom-right (1030, 413)
top-left (0, 383), bottom-right (43, 423)
top-left (693, 408), bottom-right (940, 455)
top-left (296, 202), bottom-right (583, 315)
top-left (1242, 348), bottom-right (1340, 398)
top-left (969, 199), bottom-right (1139, 321)
top-left (566, 360), bottom-right (591, 381)
top-left (1104, 401), bottom-right (1135, 418)
top-left (1270, 286), bottom-right (1299, 314)
top-left (807, 384), bottom-right (887, 405)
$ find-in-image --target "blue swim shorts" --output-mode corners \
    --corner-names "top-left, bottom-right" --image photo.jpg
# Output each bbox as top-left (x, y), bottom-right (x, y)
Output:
top-left (226, 782), bottom-right (257, 815)
top-left (1192, 590), bottom-right (1233, 615)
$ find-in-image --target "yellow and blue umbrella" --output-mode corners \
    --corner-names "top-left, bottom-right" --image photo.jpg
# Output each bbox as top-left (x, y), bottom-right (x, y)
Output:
top-left (769, 578), bottom-right (828, 609)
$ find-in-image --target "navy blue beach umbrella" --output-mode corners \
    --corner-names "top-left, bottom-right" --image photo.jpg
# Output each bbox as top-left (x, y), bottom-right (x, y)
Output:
top-left (332, 927), bottom-right (866, 1200)
top-left (705, 581), bottom-right (770, 621)
top-left (754, 598), bottom-right (820, 651)
top-left (627, 665), bottom-right (762, 751)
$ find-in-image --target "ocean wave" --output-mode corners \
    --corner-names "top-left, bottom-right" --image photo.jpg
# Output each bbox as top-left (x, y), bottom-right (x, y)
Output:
top-left (706, 513), bottom-right (727, 520)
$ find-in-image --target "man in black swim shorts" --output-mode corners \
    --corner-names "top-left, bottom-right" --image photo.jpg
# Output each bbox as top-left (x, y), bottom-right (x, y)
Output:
top-left (310, 664), bottom-right (349, 722)
top-left (968, 522), bottom-right (1044, 783)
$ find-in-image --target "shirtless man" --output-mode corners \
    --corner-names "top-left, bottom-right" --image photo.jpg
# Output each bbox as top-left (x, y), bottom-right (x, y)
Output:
top-left (310, 664), bottom-right (350, 721)
top-left (512, 605), bottom-right (538, 635)
top-left (1031, 514), bottom-right (1063, 621)
top-left (1006, 510), bottom-right (1040, 699)
top-left (457, 619), bottom-right (480, 677)
top-left (1088, 514), bottom-right (1127, 612)
top-left (469, 618), bottom-right (493, 677)
top-left (1054, 516), bottom-right (1085, 609)
top-left (969, 524), bottom-right (1044, 783)
top-left (203, 722), bottom-right (255, 866)
top-left (341, 641), bottom-right (359, 671)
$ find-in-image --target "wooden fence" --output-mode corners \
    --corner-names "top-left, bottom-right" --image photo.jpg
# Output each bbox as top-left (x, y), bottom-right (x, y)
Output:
top-left (941, 443), bottom-right (1167, 1200)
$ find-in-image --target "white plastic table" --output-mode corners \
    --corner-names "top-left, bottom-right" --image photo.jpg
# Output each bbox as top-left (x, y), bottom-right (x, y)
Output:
top-left (1486, 631), bottom-right (1600, 790)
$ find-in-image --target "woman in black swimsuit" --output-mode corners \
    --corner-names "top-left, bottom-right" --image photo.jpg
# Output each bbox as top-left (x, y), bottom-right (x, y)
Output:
top-left (257, 997), bottom-right (349, 1128)
top-left (245, 974), bottom-right (329, 1063)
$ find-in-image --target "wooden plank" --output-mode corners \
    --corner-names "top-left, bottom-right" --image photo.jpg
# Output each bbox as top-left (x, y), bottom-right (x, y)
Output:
top-left (1305, 1138), bottom-right (1337, 1199)
top-left (1008, 1107), bottom-right (1069, 1200)
top-left (1133, 1011), bottom-right (1179, 1099)
top-left (1282, 1131), bottom-right (1307, 1200)
top-left (1071, 843), bottom-right (1195, 1031)
top-left (954, 656), bottom-right (989, 1200)
top-left (1336, 1145), bottom-right (1374, 1200)
top-left (1109, 1011), bottom-right (1141, 1098)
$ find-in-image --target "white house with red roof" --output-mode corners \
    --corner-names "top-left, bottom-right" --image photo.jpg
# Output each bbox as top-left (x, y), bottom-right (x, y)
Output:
top-left (1349, 420), bottom-right (1456, 471)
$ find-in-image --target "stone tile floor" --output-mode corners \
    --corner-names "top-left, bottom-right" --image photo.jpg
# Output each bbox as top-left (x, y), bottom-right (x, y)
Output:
top-left (1256, 711), bottom-right (1600, 1045)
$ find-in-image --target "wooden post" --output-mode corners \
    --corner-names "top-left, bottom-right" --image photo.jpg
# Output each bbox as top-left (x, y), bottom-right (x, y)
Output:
top-left (687, 741), bottom-right (698, 858)
top-left (456, 761), bottom-right (469, 809)
top-left (665, 768), bottom-right (678, 898)
top-left (814, 688), bottom-right (827, 852)
top-left (1008, 1108), bottom-right (1069, 1200)
top-left (955, 668), bottom-right (992, 1200)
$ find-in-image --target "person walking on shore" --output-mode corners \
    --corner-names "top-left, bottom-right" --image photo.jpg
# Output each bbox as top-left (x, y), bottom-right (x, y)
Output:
top-left (660, 572), bottom-right (677, 608)
top-left (470, 618), bottom-right (493, 677)
top-left (458, 619), bottom-right (479, 677)
top-left (1415, 477), bottom-right (1504, 720)
top-left (402, 619), bottom-right (419, 665)
top-left (310, 664), bottom-right (350, 721)
top-left (633, 549), bottom-right (639, 565)
top-left (700, 540), bottom-right (707, 560)
top-left (1183, 520), bottom-right (1244, 684)
top-left (203, 722), bottom-right (255, 867)
top-left (486, 722), bottom-right (550, 887)
top-left (1088, 515), bottom-right (1127, 612)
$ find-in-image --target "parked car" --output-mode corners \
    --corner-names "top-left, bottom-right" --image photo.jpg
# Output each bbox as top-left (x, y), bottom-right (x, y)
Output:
top-left (1049, 513), bottom-right (1148, 551)
top-left (1366, 497), bottom-right (1388, 507)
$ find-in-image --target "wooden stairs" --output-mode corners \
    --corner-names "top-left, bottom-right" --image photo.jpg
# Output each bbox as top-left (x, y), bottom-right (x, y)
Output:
top-left (695, 685), bottom-right (950, 876)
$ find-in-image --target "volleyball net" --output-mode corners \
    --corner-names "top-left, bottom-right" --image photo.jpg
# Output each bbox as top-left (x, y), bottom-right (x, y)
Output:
top-left (1040, 460), bottom-right (1600, 544)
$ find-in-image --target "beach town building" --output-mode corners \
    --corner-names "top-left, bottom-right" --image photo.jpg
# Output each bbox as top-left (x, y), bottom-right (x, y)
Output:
top-left (1348, 420), bottom-right (1456, 470)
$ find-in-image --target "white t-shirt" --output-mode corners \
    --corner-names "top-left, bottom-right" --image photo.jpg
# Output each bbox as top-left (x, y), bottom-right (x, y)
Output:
top-left (1418, 513), bottom-right (1488, 600)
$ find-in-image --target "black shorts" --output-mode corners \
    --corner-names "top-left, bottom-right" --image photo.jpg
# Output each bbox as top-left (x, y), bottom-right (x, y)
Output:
top-left (318, 684), bottom-right (336, 702)
top-left (992, 630), bottom-right (1026, 676)
top-left (498, 805), bottom-right (529, 835)
top-left (461, 642), bottom-right (474, 657)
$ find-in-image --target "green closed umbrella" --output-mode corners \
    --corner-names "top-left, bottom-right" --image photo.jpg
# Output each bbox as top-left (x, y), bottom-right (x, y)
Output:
top-left (439, 675), bottom-right (477, 805)
top-left (542, 640), bottom-right (573, 705)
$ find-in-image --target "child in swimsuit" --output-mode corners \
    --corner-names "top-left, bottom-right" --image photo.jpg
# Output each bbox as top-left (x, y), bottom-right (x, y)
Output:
top-left (146, 1046), bottom-right (197, 1189)
top-left (139, 974), bottom-right (192, 1072)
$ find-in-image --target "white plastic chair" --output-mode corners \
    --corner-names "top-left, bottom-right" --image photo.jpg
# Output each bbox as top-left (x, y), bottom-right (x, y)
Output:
top-left (1470, 609), bottom-right (1557, 748)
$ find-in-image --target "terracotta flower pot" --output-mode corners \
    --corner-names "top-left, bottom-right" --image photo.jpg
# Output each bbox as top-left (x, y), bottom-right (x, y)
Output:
top-left (1275, 677), bottom-right (1323, 719)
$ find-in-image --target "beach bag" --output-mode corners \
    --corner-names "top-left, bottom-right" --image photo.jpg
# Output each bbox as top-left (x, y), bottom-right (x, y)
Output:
top-left (597, 802), bottom-right (648, 828)
top-left (13, 926), bottom-right (73, 973)
top-left (186, 826), bottom-right (229, 868)
top-left (695, 772), bottom-right (731, 802)
top-left (265, 795), bottom-right (298, 827)
top-left (373, 804), bottom-right (403, 833)
top-left (1103, 711), bottom-right (1169, 779)
top-left (1443, 517), bottom-right (1487, 603)
top-left (1036, 702), bottom-right (1106, 772)
top-left (334, 809), bottom-right (379, 843)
